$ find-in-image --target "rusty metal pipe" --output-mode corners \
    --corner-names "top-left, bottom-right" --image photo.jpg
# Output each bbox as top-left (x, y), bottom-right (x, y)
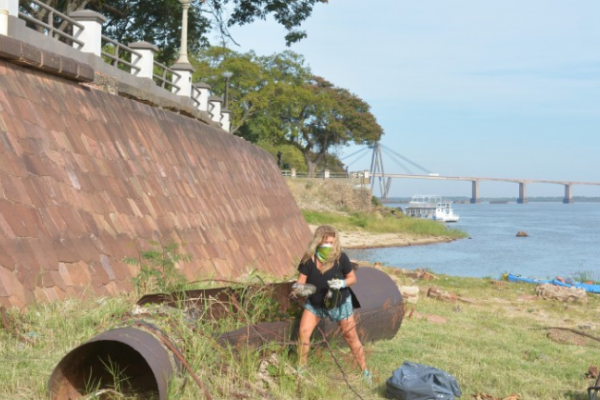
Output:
top-left (49, 267), bottom-right (403, 399)
top-left (217, 266), bottom-right (404, 347)
top-left (48, 325), bottom-right (179, 400)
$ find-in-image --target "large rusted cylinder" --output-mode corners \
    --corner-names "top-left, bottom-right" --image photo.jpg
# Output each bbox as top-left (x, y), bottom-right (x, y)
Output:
top-left (49, 267), bottom-right (403, 399)
top-left (48, 325), bottom-right (178, 400)
top-left (217, 266), bottom-right (404, 346)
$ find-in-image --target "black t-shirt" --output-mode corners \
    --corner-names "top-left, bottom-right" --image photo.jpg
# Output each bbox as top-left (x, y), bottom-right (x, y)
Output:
top-left (298, 252), bottom-right (353, 308)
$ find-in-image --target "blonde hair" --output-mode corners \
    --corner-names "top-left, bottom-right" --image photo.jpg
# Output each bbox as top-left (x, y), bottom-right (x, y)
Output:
top-left (301, 225), bottom-right (342, 273)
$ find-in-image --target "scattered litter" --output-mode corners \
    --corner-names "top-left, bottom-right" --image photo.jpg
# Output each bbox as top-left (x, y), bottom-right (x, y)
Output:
top-left (586, 366), bottom-right (599, 379)
top-left (386, 361), bottom-right (461, 400)
top-left (536, 283), bottom-right (587, 302)
top-left (399, 286), bottom-right (419, 304)
top-left (404, 268), bottom-right (438, 281)
top-left (258, 353), bottom-right (299, 388)
top-left (427, 287), bottom-right (457, 302)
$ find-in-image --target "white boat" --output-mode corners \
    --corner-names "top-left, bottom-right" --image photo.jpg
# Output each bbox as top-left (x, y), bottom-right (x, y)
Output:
top-left (405, 195), bottom-right (460, 222)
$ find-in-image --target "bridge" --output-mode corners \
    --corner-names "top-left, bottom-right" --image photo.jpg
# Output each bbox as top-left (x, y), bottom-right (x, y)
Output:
top-left (369, 172), bottom-right (600, 204)
top-left (340, 143), bottom-right (600, 204)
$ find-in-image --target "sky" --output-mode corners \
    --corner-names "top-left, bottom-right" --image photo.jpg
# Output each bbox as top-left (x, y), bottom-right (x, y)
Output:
top-left (221, 0), bottom-right (600, 198)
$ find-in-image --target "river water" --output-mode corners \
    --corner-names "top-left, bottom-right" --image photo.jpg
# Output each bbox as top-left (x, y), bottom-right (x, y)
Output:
top-left (345, 202), bottom-right (600, 281)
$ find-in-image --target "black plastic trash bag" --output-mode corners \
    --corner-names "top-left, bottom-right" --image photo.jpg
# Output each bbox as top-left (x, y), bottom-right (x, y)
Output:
top-left (385, 361), bottom-right (462, 400)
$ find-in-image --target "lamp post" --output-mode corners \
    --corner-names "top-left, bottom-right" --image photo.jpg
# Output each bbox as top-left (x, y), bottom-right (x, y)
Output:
top-left (175, 0), bottom-right (192, 65)
top-left (222, 71), bottom-right (233, 109)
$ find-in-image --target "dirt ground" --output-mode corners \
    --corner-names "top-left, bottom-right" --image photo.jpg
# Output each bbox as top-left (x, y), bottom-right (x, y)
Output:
top-left (292, 180), bottom-right (455, 249)
top-left (307, 224), bottom-right (454, 249)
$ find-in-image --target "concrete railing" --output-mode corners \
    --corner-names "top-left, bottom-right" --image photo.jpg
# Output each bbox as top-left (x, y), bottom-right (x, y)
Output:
top-left (282, 169), bottom-right (371, 180)
top-left (16, 0), bottom-right (84, 48)
top-left (100, 34), bottom-right (142, 74)
top-left (0, 0), bottom-right (231, 132)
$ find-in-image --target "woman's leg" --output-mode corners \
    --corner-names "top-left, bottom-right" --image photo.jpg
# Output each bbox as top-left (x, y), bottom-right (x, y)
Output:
top-left (339, 315), bottom-right (367, 371)
top-left (298, 309), bottom-right (321, 366)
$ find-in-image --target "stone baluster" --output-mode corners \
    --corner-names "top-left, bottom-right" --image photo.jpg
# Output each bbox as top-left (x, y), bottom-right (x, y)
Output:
top-left (208, 96), bottom-right (223, 124)
top-left (192, 82), bottom-right (211, 112)
top-left (171, 63), bottom-right (194, 97)
top-left (129, 41), bottom-right (158, 79)
top-left (69, 10), bottom-right (106, 55)
top-left (221, 110), bottom-right (231, 133)
top-left (0, 0), bottom-right (18, 36)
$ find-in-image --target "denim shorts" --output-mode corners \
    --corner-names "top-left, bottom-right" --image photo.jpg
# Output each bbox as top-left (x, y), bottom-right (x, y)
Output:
top-left (304, 295), bottom-right (353, 322)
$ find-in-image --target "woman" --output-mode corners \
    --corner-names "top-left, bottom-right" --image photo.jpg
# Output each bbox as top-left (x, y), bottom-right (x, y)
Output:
top-left (294, 225), bottom-right (371, 381)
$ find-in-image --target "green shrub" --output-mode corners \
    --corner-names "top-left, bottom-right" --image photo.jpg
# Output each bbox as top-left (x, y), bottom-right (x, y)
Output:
top-left (125, 241), bottom-right (192, 294)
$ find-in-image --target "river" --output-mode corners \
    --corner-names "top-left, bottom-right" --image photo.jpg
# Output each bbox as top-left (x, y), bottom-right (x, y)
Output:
top-left (345, 202), bottom-right (600, 281)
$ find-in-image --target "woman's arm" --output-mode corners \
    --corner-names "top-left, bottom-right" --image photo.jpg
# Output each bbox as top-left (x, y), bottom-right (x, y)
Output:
top-left (343, 270), bottom-right (357, 287)
top-left (297, 273), bottom-right (308, 284)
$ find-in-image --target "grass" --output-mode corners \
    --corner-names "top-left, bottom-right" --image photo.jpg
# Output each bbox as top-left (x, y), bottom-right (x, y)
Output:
top-left (2, 268), bottom-right (600, 399)
top-left (302, 209), bottom-right (469, 240)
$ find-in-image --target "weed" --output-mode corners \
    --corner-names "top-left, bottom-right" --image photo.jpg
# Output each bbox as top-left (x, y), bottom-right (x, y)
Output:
top-left (100, 356), bottom-right (132, 396)
top-left (124, 241), bottom-right (192, 295)
top-left (572, 270), bottom-right (599, 284)
top-left (82, 371), bottom-right (101, 399)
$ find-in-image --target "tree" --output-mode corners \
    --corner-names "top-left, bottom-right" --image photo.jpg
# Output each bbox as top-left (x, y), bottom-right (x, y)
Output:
top-left (192, 48), bottom-right (382, 175)
top-left (192, 46), bottom-right (270, 136)
top-left (20, 0), bottom-right (328, 64)
top-left (192, 48), bottom-right (310, 138)
top-left (251, 74), bottom-right (384, 177)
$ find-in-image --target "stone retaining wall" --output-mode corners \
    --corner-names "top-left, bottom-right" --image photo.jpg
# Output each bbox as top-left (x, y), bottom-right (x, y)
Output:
top-left (0, 55), bottom-right (311, 308)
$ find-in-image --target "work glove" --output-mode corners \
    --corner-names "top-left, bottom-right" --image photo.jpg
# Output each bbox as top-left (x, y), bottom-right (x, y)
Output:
top-left (290, 283), bottom-right (316, 298)
top-left (327, 279), bottom-right (346, 290)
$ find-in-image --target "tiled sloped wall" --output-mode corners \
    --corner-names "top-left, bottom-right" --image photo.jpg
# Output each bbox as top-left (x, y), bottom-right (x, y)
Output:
top-left (0, 60), bottom-right (312, 308)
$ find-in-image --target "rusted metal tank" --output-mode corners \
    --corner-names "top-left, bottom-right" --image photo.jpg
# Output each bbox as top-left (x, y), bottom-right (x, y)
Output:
top-left (48, 266), bottom-right (403, 399)
top-left (48, 324), bottom-right (179, 400)
top-left (215, 266), bottom-right (404, 346)
top-left (136, 266), bottom-right (404, 347)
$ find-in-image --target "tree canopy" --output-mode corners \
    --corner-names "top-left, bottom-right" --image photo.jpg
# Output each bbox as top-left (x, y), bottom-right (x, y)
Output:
top-left (22, 0), bottom-right (327, 63)
top-left (192, 47), bottom-right (384, 176)
top-left (261, 75), bottom-right (383, 176)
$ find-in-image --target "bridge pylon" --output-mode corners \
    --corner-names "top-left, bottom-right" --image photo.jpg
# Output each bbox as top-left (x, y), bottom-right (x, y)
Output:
top-left (369, 142), bottom-right (390, 198)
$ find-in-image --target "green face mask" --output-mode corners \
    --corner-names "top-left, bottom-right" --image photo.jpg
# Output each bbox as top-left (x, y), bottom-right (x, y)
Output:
top-left (316, 244), bottom-right (333, 263)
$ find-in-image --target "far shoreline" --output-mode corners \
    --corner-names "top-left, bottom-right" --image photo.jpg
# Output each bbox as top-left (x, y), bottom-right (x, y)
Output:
top-left (308, 224), bottom-right (459, 250)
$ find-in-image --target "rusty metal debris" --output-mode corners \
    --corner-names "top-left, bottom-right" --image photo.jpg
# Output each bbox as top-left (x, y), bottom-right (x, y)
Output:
top-left (48, 325), bottom-right (179, 400)
top-left (48, 266), bottom-right (404, 399)
top-left (589, 372), bottom-right (600, 400)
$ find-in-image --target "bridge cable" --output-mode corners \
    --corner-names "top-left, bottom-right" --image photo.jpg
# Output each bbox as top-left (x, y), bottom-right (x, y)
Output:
top-left (380, 144), bottom-right (431, 174)
top-left (343, 149), bottom-right (371, 168)
top-left (339, 146), bottom-right (370, 161)
top-left (383, 152), bottom-right (416, 175)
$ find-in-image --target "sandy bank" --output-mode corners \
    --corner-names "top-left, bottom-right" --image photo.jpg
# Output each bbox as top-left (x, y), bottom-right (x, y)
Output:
top-left (308, 225), bottom-right (455, 249)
